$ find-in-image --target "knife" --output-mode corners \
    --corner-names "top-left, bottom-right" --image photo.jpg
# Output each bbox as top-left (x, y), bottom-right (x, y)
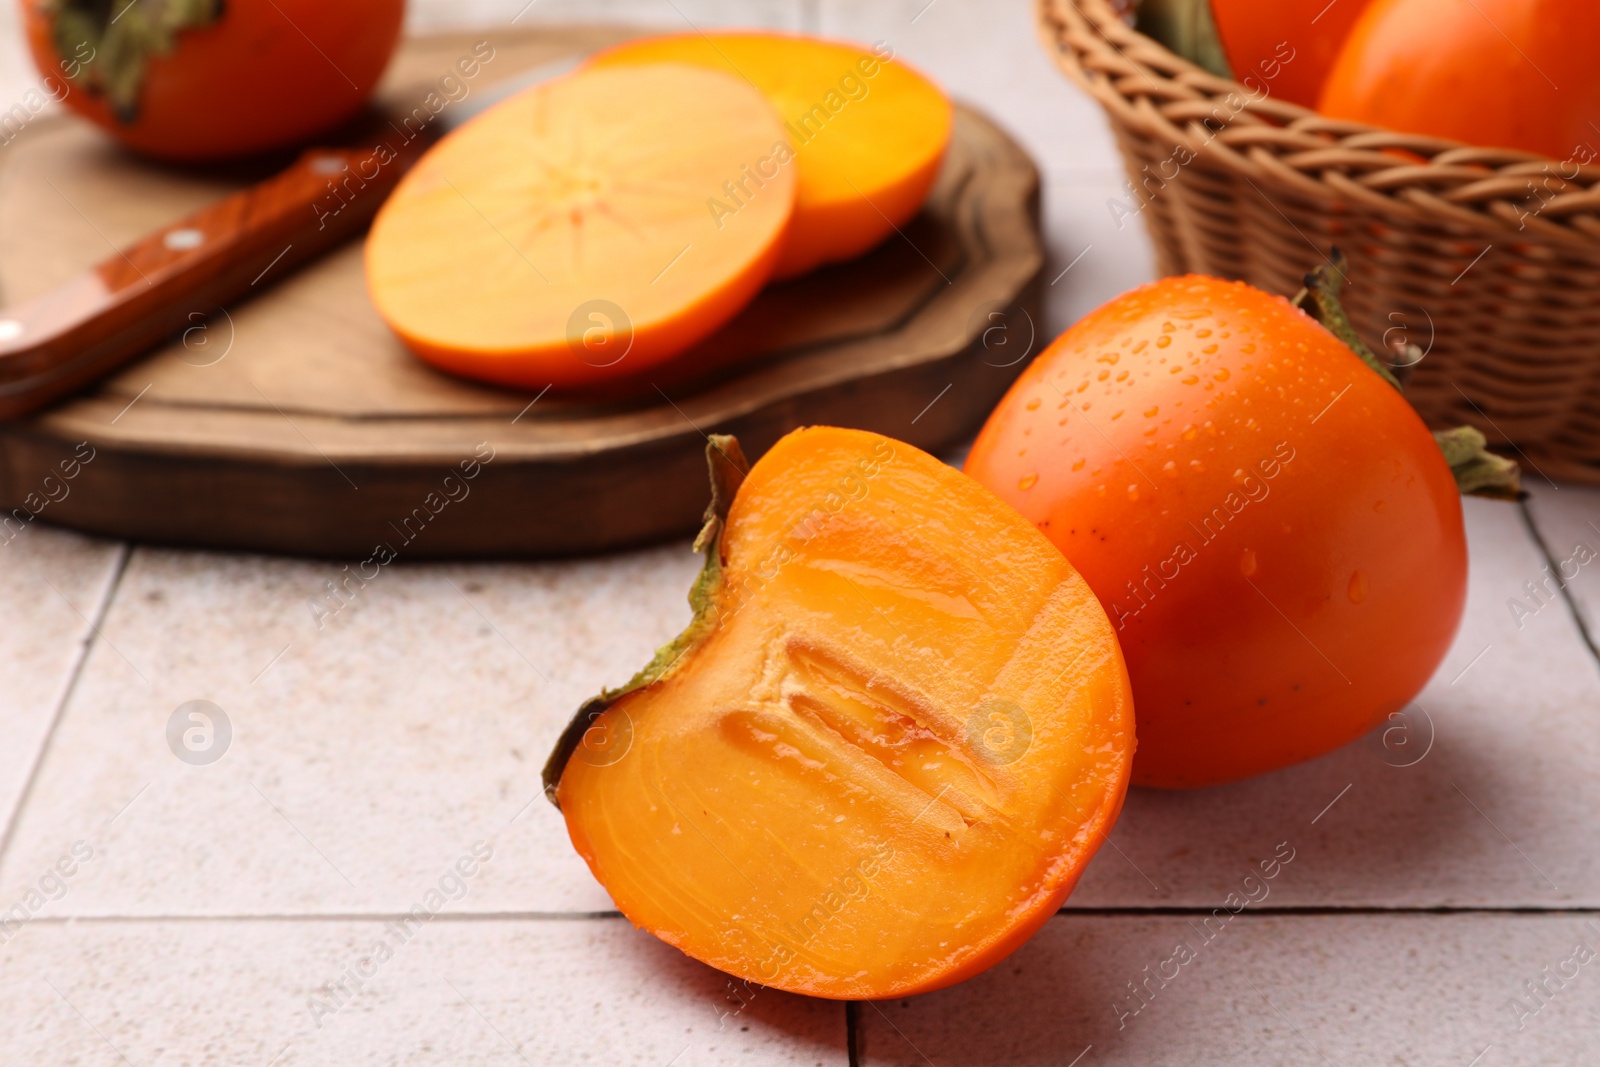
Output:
top-left (0, 54), bottom-right (582, 420)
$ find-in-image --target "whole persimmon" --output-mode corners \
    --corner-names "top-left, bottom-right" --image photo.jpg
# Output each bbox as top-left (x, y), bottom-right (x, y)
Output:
top-left (1208, 0), bottom-right (1374, 108)
top-left (1319, 0), bottom-right (1600, 159)
top-left (965, 274), bottom-right (1468, 788)
top-left (22, 0), bottom-right (404, 161)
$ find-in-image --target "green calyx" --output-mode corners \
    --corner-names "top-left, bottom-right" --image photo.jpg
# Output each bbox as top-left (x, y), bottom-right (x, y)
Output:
top-left (45, 0), bottom-right (224, 123)
top-left (541, 435), bottom-right (747, 808)
top-left (1433, 426), bottom-right (1522, 501)
top-left (1291, 250), bottom-right (1522, 500)
top-left (1134, 0), bottom-right (1234, 79)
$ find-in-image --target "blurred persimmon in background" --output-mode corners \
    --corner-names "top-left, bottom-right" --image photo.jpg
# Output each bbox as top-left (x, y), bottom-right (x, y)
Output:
top-left (1208, 0), bottom-right (1374, 108)
top-left (1135, 0), bottom-right (1374, 108)
top-left (22, 0), bottom-right (404, 161)
top-left (1319, 0), bottom-right (1600, 159)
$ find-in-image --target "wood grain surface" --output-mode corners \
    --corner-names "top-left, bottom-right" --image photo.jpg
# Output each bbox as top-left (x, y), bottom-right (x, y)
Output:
top-left (0, 28), bottom-right (1043, 558)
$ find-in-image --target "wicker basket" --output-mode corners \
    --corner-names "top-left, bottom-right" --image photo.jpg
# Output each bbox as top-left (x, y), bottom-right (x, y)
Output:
top-left (1040, 0), bottom-right (1600, 485)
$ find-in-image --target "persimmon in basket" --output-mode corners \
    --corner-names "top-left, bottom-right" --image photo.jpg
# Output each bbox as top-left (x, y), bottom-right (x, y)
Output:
top-left (546, 428), bottom-right (1133, 998)
top-left (1208, 0), bottom-right (1374, 108)
top-left (966, 272), bottom-right (1483, 789)
top-left (1321, 0), bottom-right (1600, 160)
top-left (1135, 0), bottom-right (1374, 108)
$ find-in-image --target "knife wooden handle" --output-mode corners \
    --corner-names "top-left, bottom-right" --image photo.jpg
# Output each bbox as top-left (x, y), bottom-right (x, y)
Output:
top-left (0, 136), bottom-right (425, 419)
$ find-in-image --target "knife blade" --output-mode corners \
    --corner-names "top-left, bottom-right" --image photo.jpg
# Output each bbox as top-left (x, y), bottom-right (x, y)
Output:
top-left (0, 54), bottom-right (582, 420)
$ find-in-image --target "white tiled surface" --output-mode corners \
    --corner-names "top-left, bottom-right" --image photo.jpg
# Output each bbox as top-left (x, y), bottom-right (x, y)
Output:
top-left (1, 918), bottom-right (845, 1066)
top-left (0, 531), bottom-right (125, 848)
top-left (858, 913), bottom-right (1600, 1067)
top-left (0, 1), bottom-right (1597, 1064)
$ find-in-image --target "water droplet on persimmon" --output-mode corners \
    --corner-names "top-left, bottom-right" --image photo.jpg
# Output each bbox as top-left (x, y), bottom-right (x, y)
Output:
top-left (1348, 570), bottom-right (1369, 604)
top-left (1239, 549), bottom-right (1258, 577)
top-left (1018, 472), bottom-right (1038, 490)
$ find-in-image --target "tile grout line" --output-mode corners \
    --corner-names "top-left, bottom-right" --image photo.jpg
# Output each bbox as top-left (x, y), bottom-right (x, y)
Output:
top-left (0, 542), bottom-right (134, 877)
top-left (1517, 496), bottom-right (1600, 672)
top-left (14, 904), bottom-right (1600, 926)
top-left (1059, 904), bottom-right (1600, 916)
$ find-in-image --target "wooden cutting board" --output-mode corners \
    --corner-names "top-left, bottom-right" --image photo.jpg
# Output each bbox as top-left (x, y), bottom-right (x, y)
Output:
top-left (0, 28), bottom-right (1042, 558)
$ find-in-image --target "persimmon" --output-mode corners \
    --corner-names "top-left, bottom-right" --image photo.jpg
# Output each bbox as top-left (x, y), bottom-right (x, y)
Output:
top-left (1138, 0), bottom-right (1373, 108)
top-left (1319, 0), bottom-right (1600, 159)
top-left (1208, 0), bottom-right (1373, 108)
top-left (588, 33), bottom-right (952, 279)
top-left (365, 64), bottom-right (796, 390)
top-left (966, 272), bottom-right (1472, 789)
top-left (546, 428), bottom-right (1133, 998)
top-left (22, 0), bottom-right (403, 161)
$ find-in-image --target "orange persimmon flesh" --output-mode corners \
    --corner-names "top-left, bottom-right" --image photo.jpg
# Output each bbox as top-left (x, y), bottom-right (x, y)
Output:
top-left (364, 64), bottom-right (795, 389)
top-left (550, 427), bottom-right (1133, 999)
top-left (589, 33), bottom-right (953, 279)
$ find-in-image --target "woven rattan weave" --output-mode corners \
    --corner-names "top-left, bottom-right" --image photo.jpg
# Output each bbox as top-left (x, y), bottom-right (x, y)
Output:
top-left (1040, 0), bottom-right (1600, 484)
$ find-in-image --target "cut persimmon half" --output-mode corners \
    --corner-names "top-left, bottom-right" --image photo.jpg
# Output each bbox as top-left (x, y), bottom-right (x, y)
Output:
top-left (364, 64), bottom-right (796, 390)
top-left (545, 428), bottom-right (1133, 999)
top-left (589, 33), bottom-right (953, 278)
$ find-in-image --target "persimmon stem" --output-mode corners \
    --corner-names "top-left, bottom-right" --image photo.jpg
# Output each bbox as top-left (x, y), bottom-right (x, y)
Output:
top-left (44, 0), bottom-right (224, 123)
top-left (693, 434), bottom-right (748, 556)
top-left (1291, 252), bottom-right (1402, 390)
top-left (542, 435), bottom-right (746, 806)
top-left (1291, 249), bottom-right (1522, 499)
top-left (1134, 0), bottom-right (1234, 79)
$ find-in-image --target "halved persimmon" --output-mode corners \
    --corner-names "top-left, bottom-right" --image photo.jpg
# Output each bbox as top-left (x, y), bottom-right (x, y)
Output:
top-left (364, 64), bottom-right (796, 389)
top-left (589, 33), bottom-right (953, 278)
top-left (546, 428), bottom-right (1133, 999)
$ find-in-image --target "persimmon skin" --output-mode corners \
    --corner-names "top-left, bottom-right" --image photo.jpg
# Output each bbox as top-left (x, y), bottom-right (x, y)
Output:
top-left (557, 427), bottom-right (1133, 998)
top-left (1319, 0), bottom-right (1600, 159)
top-left (589, 33), bottom-right (952, 278)
top-left (23, 0), bottom-right (403, 162)
top-left (1208, 0), bottom-right (1373, 108)
top-left (965, 276), bottom-right (1467, 789)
